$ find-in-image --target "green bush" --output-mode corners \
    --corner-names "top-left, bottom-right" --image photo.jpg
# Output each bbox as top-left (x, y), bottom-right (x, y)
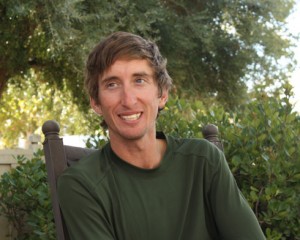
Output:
top-left (0, 150), bottom-right (55, 239)
top-left (1, 89), bottom-right (298, 239)
top-left (157, 93), bottom-right (300, 239)
top-left (223, 93), bottom-right (300, 239)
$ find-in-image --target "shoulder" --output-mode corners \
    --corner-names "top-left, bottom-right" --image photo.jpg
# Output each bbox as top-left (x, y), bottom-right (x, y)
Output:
top-left (167, 135), bottom-right (223, 158)
top-left (166, 135), bottom-right (225, 168)
top-left (58, 144), bottom-right (112, 190)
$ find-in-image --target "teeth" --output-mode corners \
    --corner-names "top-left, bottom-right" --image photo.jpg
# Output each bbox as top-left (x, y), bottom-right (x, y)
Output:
top-left (121, 113), bottom-right (141, 121)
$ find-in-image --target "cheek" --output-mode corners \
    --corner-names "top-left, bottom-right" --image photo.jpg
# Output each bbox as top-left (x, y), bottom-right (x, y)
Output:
top-left (99, 95), bottom-right (118, 112)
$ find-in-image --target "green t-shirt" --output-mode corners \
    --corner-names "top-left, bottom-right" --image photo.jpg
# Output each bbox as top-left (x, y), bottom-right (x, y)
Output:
top-left (57, 134), bottom-right (265, 240)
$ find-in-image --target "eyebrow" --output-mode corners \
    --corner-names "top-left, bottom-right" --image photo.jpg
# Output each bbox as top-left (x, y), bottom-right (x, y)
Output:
top-left (132, 71), bottom-right (152, 78)
top-left (100, 71), bottom-right (153, 84)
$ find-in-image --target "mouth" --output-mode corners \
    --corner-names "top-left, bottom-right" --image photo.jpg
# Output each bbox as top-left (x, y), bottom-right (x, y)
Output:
top-left (120, 113), bottom-right (142, 121)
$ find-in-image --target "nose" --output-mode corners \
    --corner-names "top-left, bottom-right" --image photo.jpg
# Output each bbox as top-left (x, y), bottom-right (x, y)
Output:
top-left (120, 85), bottom-right (137, 107)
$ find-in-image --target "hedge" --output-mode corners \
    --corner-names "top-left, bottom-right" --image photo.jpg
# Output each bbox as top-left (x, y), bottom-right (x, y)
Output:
top-left (1, 92), bottom-right (299, 239)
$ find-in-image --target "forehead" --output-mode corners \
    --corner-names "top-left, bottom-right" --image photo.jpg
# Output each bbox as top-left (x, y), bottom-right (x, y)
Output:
top-left (100, 59), bottom-right (154, 80)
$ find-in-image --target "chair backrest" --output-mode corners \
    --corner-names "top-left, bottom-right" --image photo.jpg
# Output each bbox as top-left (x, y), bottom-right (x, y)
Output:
top-left (42, 120), bottom-right (97, 240)
top-left (42, 120), bottom-right (223, 240)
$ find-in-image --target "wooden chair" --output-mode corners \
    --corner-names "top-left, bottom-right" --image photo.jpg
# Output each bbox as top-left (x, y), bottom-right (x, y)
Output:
top-left (42, 120), bottom-right (223, 240)
top-left (42, 120), bottom-right (96, 240)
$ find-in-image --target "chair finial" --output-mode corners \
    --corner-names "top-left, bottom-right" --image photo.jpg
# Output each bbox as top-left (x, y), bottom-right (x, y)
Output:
top-left (42, 120), bottom-right (60, 136)
top-left (202, 124), bottom-right (219, 138)
top-left (202, 124), bottom-right (224, 151)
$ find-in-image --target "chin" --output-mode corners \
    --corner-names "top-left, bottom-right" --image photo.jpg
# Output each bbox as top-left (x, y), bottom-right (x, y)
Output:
top-left (118, 129), bottom-right (148, 141)
top-left (122, 133), bottom-right (144, 141)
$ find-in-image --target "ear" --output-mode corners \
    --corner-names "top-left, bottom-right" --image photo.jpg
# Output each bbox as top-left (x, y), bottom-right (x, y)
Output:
top-left (90, 97), bottom-right (102, 116)
top-left (158, 89), bottom-right (169, 109)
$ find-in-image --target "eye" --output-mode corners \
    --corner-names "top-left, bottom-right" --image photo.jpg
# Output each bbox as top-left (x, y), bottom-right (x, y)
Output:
top-left (106, 82), bottom-right (118, 89)
top-left (135, 78), bottom-right (145, 84)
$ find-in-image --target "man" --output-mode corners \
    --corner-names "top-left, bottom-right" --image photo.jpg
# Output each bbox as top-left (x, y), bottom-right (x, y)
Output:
top-left (58, 31), bottom-right (266, 239)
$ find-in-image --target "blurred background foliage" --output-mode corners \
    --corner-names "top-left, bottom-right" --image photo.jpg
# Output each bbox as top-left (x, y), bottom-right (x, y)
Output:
top-left (0, 69), bottom-right (99, 147)
top-left (0, 150), bottom-right (55, 239)
top-left (1, 85), bottom-right (299, 239)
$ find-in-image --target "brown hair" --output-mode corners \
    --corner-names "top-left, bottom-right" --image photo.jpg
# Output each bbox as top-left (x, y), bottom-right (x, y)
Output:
top-left (84, 31), bottom-right (172, 103)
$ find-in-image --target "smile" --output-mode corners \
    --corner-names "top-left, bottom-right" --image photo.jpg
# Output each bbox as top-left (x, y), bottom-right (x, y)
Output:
top-left (120, 113), bottom-right (141, 121)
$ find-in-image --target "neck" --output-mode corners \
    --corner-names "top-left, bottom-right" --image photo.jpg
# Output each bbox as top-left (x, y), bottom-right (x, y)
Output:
top-left (110, 134), bottom-right (167, 169)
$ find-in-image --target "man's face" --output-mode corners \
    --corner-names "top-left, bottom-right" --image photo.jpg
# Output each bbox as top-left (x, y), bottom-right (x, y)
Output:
top-left (91, 59), bottom-right (168, 143)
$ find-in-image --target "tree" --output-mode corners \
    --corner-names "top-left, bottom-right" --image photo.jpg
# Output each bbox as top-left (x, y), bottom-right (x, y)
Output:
top-left (0, 0), bottom-right (298, 148)
top-left (0, 0), bottom-right (163, 109)
top-left (1, 0), bottom-right (297, 109)
top-left (0, 69), bottom-right (96, 148)
top-left (155, 0), bottom-right (297, 107)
